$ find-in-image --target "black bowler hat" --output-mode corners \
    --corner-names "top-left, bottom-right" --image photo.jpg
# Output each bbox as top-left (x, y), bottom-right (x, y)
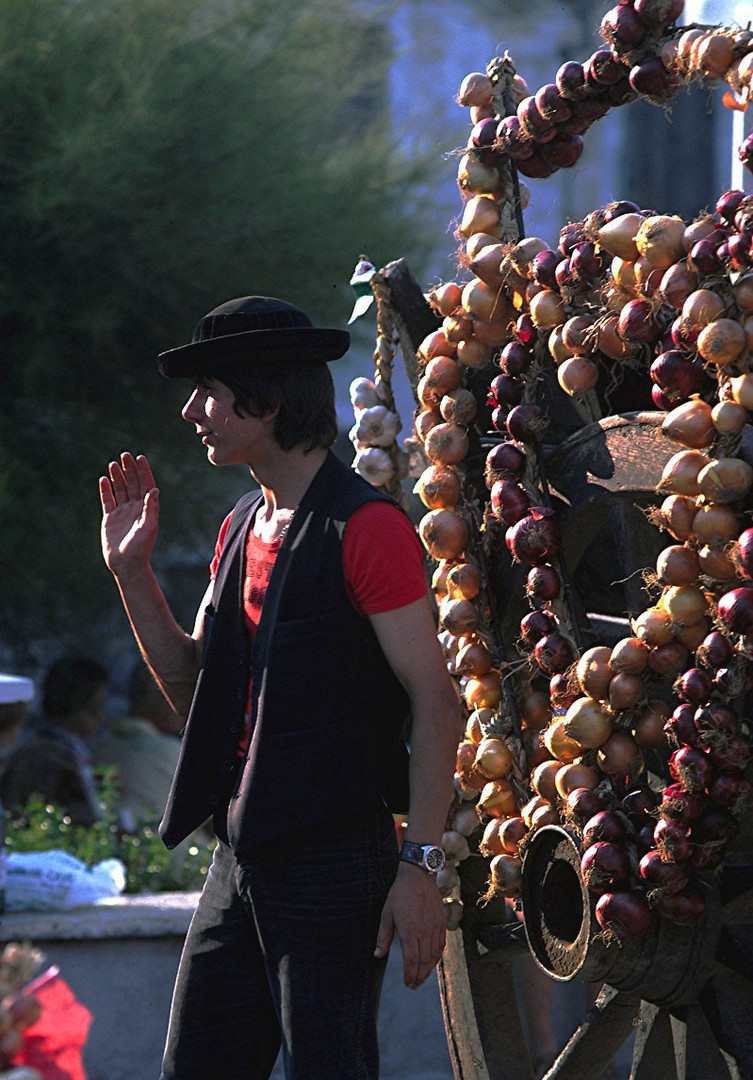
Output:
top-left (157, 296), bottom-right (350, 378)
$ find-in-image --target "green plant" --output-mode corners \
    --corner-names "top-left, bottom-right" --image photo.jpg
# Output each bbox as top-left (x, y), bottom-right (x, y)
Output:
top-left (3, 768), bottom-right (215, 894)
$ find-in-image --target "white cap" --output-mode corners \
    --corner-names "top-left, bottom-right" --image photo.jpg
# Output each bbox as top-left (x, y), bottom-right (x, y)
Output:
top-left (0, 674), bottom-right (34, 705)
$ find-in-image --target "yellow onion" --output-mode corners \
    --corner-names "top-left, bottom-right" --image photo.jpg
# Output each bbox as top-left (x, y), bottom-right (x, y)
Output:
top-left (660, 584), bottom-right (707, 628)
top-left (521, 794), bottom-right (549, 827)
top-left (470, 243), bottom-right (507, 290)
top-left (732, 275), bottom-right (753, 313)
top-left (431, 561), bottom-right (452, 600)
top-left (443, 313), bottom-right (473, 344)
top-left (475, 736), bottom-right (514, 780)
top-left (419, 509), bottom-right (469, 560)
top-left (661, 399), bottom-right (715, 449)
top-left (636, 215), bottom-right (687, 268)
top-left (430, 282), bottom-right (463, 318)
top-left (471, 316), bottom-right (514, 347)
top-left (555, 761), bottom-right (598, 799)
top-left (439, 595), bottom-right (479, 635)
top-left (530, 804), bottom-right (561, 829)
top-left (597, 213), bottom-right (643, 260)
top-left (479, 817), bottom-right (505, 856)
top-left (441, 388), bottom-right (477, 426)
top-left (712, 400), bottom-right (748, 436)
top-left (464, 670), bottom-right (502, 710)
top-left (682, 289), bottom-right (725, 332)
top-left (729, 373), bottom-right (753, 410)
top-left (509, 237), bottom-right (550, 277)
top-left (631, 700), bottom-right (670, 749)
top-left (657, 449), bottom-right (709, 496)
top-left (656, 544), bottom-right (700, 586)
top-left (458, 196), bottom-right (503, 239)
top-left (691, 503), bottom-right (739, 547)
top-left (563, 696), bottom-right (613, 749)
top-left (531, 759), bottom-right (562, 802)
top-left (611, 256), bottom-right (638, 293)
top-left (548, 325), bottom-right (572, 365)
top-left (634, 256), bottom-right (663, 296)
top-left (675, 617), bottom-right (709, 651)
top-left (461, 278), bottom-right (507, 323)
top-left (521, 688), bottom-right (552, 731)
top-left (478, 778), bottom-right (517, 819)
top-left (659, 262), bottom-right (699, 309)
top-left (529, 289), bottom-right (566, 329)
top-left (544, 718), bottom-right (582, 763)
top-left (596, 732), bottom-right (644, 782)
top-left (488, 853), bottom-right (522, 896)
top-left (698, 544), bottom-right (736, 581)
top-left (609, 636), bottom-right (649, 675)
top-left (598, 315), bottom-right (634, 359)
top-left (446, 562), bottom-right (482, 600)
top-left (557, 357), bottom-right (599, 396)
top-left (425, 422), bottom-right (470, 465)
top-left (466, 232), bottom-right (501, 260)
top-left (658, 494), bottom-right (697, 541)
top-left (456, 638), bottom-right (493, 676)
top-left (457, 72), bottom-right (493, 107)
top-left (576, 645), bottom-right (614, 700)
top-left (417, 329), bottom-right (455, 361)
top-left (457, 337), bottom-right (491, 368)
top-left (415, 464), bottom-right (462, 510)
top-left (632, 606), bottom-right (673, 646)
top-left (608, 671), bottom-right (644, 711)
top-left (696, 457), bottom-right (753, 504)
top-left (457, 152), bottom-right (502, 196)
top-left (697, 319), bottom-right (746, 368)
top-left (696, 32), bottom-right (736, 78)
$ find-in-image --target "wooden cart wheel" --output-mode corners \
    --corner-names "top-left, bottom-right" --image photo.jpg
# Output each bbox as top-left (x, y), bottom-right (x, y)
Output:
top-left (438, 413), bottom-right (753, 1080)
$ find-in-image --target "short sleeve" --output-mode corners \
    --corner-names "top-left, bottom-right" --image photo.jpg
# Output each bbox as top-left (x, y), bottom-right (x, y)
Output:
top-left (342, 501), bottom-right (428, 616)
top-left (209, 512), bottom-right (233, 580)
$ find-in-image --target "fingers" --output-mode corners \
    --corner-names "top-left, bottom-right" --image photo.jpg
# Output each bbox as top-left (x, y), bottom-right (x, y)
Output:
top-left (401, 919), bottom-right (446, 989)
top-left (373, 910), bottom-right (395, 961)
top-left (98, 476), bottom-right (115, 514)
top-left (103, 453), bottom-right (155, 506)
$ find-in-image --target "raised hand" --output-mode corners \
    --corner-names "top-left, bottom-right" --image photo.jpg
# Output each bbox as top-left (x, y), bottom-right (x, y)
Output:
top-left (99, 452), bottom-right (160, 575)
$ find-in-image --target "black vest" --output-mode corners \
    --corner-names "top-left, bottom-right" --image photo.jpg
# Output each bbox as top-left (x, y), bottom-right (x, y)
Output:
top-left (160, 451), bottom-right (413, 852)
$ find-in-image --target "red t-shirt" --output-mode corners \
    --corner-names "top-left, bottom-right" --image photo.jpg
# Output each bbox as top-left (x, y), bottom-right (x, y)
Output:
top-left (209, 500), bottom-right (427, 752)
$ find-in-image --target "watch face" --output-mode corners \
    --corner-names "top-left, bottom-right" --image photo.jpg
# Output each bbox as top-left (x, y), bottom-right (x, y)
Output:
top-left (423, 847), bottom-right (445, 872)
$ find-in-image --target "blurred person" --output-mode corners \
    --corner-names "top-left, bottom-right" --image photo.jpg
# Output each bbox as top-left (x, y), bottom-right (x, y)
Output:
top-left (0, 674), bottom-right (34, 767)
top-left (0, 655), bottom-right (108, 825)
top-left (98, 295), bottom-right (461, 1080)
top-left (93, 660), bottom-right (183, 832)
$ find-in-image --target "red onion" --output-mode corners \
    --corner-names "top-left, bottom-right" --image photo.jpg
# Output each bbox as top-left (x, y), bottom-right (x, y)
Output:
top-left (622, 785), bottom-right (660, 822)
top-left (728, 232), bottom-right (752, 271)
top-left (520, 608), bottom-right (556, 643)
top-left (639, 849), bottom-right (690, 894)
top-left (717, 189), bottom-right (746, 224)
top-left (514, 313), bottom-right (537, 344)
top-left (506, 507), bottom-right (561, 566)
top-left (660, 782), bottom-right (704, 826)
top-left (558, 221), bottom-right (588, 257)
top-left (655, 884), bottom-right (705, 923)
top-left (555, 257), bottom-right (574, 291)
top-left (570, 241), bottom-right (606, 284)
top-left (541, 133), bottom-right (584, 170)
top-left (526, 564), bottom-right (561, 601)
top-left (696, 631), bottom-right (734, 670)
top-left (600, 6), bottom-right (648, 52)
top-left (516, 152), bottom-right (556, 179)
top-left (636, 822), bottom-right (656, 855)
top-left (490, 373), bottom-right (523, 407)
top-left (499, 341), bottom-right (532, 377)
top-left (693, 702), bottom-right (738, 739)
top-left (534, 631), bottom-right (574, 675)
top-left (506, 403), bottom-right (548, 443)
top-left (669, 745), bottom-right (712, 793)
top-left (485, 441), bottom-right (527, 480)
top-left (586, 49), bottom-right (625, 87)
top-left (582, 810), bottom-right (627, 846)
top-left (688, 238), bottom-right (723, 277)
top-left (633, 0), bottom-right (684, 27)
top-left (595, 890), bottom-right (653, 938)
top-left (717, 587), bottom-right (753, 636)
top-left (654, 816), bottom-right (693, 862)
top-left (566, 786), bottom-right (609, 825)
top-left (734, 528), bottom-right (753, 580)
top-left (491, 479), bottom-right (530, 527)
top-left (530, 250), bottom-right (560, 291)
top-left (706, 771), bottom-right (751, 810)
top-left (496, 116), bottom-right (534, 160)
top-left (581, 841), bottom-right (631, 894)
top-left (517, 96), bottom-right (553, 137)
top-left (535, 83), bottom-right (572, 123)
top-left (691, 804), bottom-right (739, 845)
top-left (555, 61), bottom-right (589, 100)
top-left (708, 734), bottom-right (752, 773)
top-left (470, 118), bottom-right (498, 148)
top-left (550, 673), bottom-right (580, 709)
top-left (618, 298), bottom-right (664, 343)
top-left (649, 351), bottom-right (706, 399)
top-left (628, 57), bottom-right (677, 101)
top-left (676, 667), bottom-right (712, 707)
top-left (664, 704), bottom-right (699, 747)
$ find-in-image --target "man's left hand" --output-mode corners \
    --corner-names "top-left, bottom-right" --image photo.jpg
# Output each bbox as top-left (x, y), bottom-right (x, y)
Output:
top-left (374, 863), bottom-right (446, 989)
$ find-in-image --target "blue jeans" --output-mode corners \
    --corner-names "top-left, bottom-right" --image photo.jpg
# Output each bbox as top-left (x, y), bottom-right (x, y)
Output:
top-left (160, 809), bottom-right (399, 1080)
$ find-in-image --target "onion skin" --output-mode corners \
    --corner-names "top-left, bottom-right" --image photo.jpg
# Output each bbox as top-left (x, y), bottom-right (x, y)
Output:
top-left (419, 509), bottom-right (469, 561)
top-left (581, 842), bottom-right (631, 895)
top-left (661, 399), bottom-right (715, 449)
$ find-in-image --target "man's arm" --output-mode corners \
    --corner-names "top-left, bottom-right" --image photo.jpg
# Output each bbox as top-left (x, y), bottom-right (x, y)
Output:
top-left (99, 452), bottom-right (205, 715)
top-left (369, 595), bottom-right (462, 989)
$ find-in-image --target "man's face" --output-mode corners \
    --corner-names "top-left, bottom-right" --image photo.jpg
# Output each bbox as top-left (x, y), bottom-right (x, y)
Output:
top-left (181, 378), bottom-right (273, 467)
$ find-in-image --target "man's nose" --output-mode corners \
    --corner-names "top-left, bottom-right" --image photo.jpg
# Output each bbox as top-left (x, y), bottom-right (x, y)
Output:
top-left (182, 387), bottom-right (203, 422)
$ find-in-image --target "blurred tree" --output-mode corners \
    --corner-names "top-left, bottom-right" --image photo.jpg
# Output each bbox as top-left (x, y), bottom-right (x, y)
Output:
top-left (0, 0), bottom-right (434, 663)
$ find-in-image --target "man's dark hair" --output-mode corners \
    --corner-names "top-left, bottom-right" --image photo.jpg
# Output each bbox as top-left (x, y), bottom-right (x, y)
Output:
top-left (42, 655), bottom-right (109, 723)
top-left (211, 362), bottom-right (338, 452)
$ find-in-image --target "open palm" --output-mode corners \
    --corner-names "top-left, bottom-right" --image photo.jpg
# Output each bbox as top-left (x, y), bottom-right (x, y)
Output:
top-left (99, 452), bottom-right (160, 573)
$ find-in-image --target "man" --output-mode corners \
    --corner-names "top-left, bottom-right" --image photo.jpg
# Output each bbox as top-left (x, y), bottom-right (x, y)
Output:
top-left (0, 655), bottom-right (108, 826)
top-left (98, 296), bottom-right (461, 1080)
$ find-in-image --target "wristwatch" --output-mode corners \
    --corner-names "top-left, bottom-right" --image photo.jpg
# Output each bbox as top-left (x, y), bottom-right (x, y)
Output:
top-left (399, 841), bottom-right (446, 874)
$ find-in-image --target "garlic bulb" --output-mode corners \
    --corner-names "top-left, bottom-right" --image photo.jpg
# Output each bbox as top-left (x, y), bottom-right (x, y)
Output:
top-left (349, 377), bottom-right (379, 411)
top-left (353, 446), bottom-right (394, 487)
top-left (354, 405), bottom-right (401, 447)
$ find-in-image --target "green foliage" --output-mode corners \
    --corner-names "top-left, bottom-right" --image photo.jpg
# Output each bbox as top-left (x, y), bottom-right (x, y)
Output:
top-left (4, 768), bottom-right (215, 894)
top-left (0, 0), bottom-right (434, 660)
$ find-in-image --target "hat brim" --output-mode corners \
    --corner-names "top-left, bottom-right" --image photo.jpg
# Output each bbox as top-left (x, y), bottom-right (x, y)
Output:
top-left (157, 326), bottom-right (350, 378)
